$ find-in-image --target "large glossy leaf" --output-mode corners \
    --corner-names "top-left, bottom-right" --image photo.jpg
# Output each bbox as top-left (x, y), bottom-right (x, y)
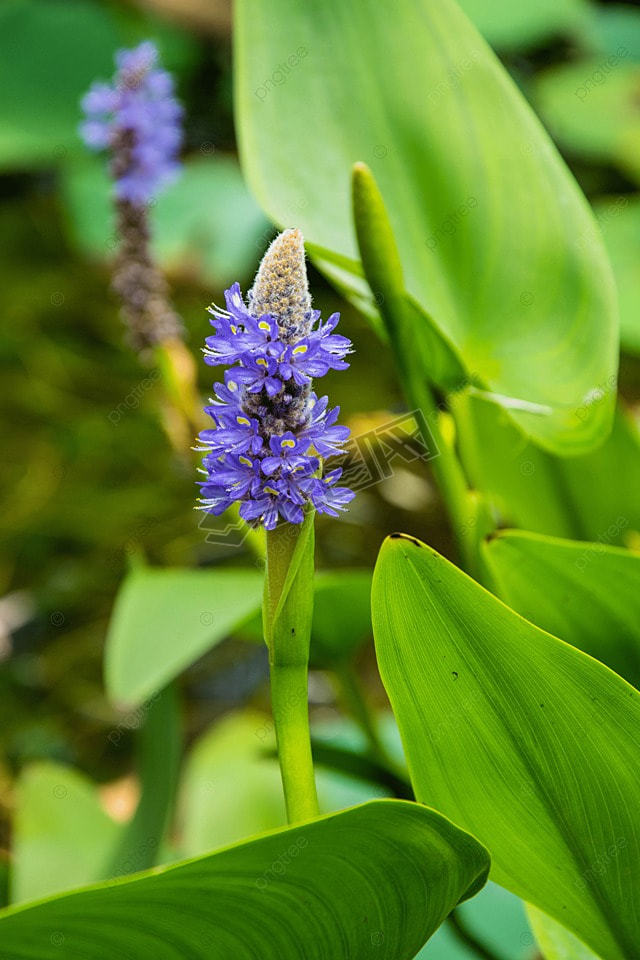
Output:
top-left (235, 0), bottom-right (618, 454)
top-left (11, 763), bottom-right (121, 905)
top-left (105, 566), bottom-right (264, 707)
top-left (373, 534), bottom-right (640, 960)
top-left (482, 530), bottom-right (640, 688)
top-left (0, 800), bottom-right (489, 960)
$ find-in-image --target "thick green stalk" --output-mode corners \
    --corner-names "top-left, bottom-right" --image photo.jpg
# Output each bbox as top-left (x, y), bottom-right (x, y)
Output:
top-left (263, 512), bottom-right (319, 823)
top-left (352, 162), bottom-right (482, 574)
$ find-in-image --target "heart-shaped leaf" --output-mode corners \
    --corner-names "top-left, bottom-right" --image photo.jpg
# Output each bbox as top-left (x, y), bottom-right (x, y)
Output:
top-left (0, 800), bottom-right (489, 960)
top-left (105, 566), bottom-right (264, 707)
top-left (482, 529), bottom-right (640, 688)
top-left (373, 534), bottom-right (640, 960)
top-left (235, 0), bottom-right (618, 453)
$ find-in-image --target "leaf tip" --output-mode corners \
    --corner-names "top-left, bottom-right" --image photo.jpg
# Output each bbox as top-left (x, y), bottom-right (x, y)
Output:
top-left (386, 532), bottom-right (426, 552)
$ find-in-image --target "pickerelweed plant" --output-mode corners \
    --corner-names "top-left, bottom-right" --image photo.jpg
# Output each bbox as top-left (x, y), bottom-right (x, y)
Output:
top-left (197, 229), bottom-right (354, 820)
top-left (7, 0), bottom-right (640, 956)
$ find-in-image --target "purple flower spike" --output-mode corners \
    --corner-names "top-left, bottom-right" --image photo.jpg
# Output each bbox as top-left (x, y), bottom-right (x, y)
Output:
top-left (80, 41), bottom-right (183, 205)
top-left (197, 229), bottom-right (355, 531)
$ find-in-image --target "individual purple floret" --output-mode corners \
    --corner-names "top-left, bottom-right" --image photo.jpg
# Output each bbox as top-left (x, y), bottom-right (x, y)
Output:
top-left (196, 229), bottom-right (355, 531)
top-left (80, 40), bottom-right (183, 205)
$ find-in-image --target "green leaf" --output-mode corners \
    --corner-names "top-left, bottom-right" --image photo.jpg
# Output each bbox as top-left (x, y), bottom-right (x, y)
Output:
top-left (453, 394), bottom-right (640, 543)
top-left (0, 0), bottom-right (118, 169)
top-left (579, 5), bottom-right (640, 63)
top-left (351, 162), bottom-right (466, 393)
top-left (11, 763), bottom-right (121, 904)
top-left (482, 530), bottom-right (640, 688)
top-left (177, 712), bottom-right (388, 857)
top-left (373, 534), bottom-right (640, 960)
top-left (105, 566), bottom-right (264, 707)
top-left (595, 195), bottom-right (640, 354)
top-left (61, 155), bottom-right (270, 287)
top-left (310, 569), bottom-right (373, 666)
top-left (234, 569), bottom-right (374, 666)
top-left (235, 0), bottom-right (618, 454)
top-left (416, 882), bottom-right (531, 959)
top-left (534, 59), bottom-right (640, 184)
top-left (458, 0), bottom-right (588, 51)
top-left (177, 712), bottom-right (286, 855)
top-left (0, 0), bottom-right (197, 170)
top-left (0, 800), bottom-right (490, 960)
top-left (527, 905), bottom-right (603, 960)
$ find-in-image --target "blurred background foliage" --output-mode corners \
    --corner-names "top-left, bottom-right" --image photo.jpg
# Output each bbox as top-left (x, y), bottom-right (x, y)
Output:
top-left (2, 0), bottom-right (640, 954)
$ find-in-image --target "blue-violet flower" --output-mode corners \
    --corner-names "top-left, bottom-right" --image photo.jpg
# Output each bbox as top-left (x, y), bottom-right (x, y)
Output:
top-left (197, 229), bottom-right (355, 530)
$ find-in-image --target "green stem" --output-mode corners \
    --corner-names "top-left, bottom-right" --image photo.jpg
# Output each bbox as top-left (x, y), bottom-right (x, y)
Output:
top-left (351, 162), bottom-right (480, 574)
top-left (270, 663), bottom-right (318, 822)
top-left (406, 373), bottom-right (479, 574)
top-left (333, 661), bottom-right (393, 769)
top-left (263, 514), bottom-right (319, 823)
top-left (105, 682), bottom-right (181, 878)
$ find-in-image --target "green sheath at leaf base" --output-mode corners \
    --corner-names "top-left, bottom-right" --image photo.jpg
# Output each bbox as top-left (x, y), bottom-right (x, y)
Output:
top-left (263, 510), bottom-right (319, 823)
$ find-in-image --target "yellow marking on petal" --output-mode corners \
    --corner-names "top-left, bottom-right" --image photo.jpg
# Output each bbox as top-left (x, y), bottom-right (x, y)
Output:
top-left (256, 358), bottom-right (268, 367)
top-left (264, 486), bottom-right (279, 496)
top-left (258, 320), bottom-right (271, 331)
top-left (292, 344), bottom-right (308, 355)
top-left (230, 324), bottom-right (238, 334)
top-left (227, 381), bottom-right (238, 391)
top-left (281, 439), bottom-right (296, 448)
top-left (239, 456), bottom-right (252, 467)
top-left (237, 416), bottom-right (250, 426)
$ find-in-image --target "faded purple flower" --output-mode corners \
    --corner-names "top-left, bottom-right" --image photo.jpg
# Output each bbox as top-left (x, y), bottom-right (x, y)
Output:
top-left (79, 41), bottom-right (184, 348)
top-left (80, 40), bottom-right (183, 205)
top-left (197, 229), bottom-right (354, 530)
